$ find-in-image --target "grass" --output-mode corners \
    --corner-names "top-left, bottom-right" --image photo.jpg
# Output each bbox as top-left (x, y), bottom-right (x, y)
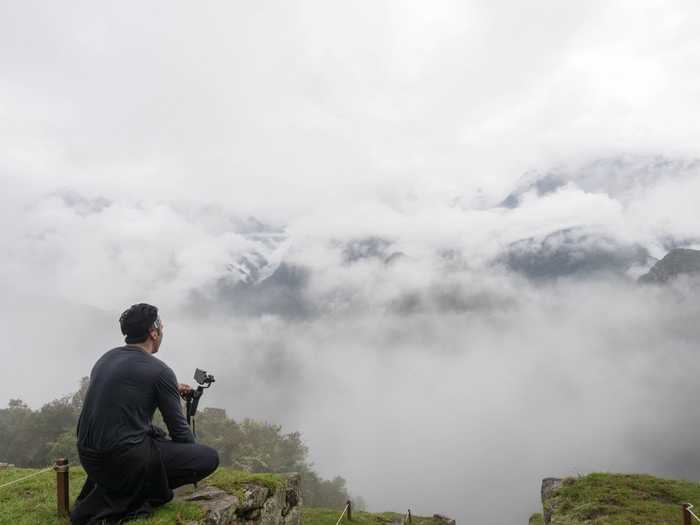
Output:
top-left (0, 467), bottom-right (433, 525)
top-left (202, 469), bottom-right (285, 501)
top-left (0, 466), bottom-right (285, 525)
top-left (10, 467), bottom-right (700, 525)
top-left (541, 472), bottom-right (700, 524)
top-left (528, 512), bottom-right (544, 525)
top-left (0, 466), bottom-right (91, 525)
top-left (301, 507), bottom-right (443, 525)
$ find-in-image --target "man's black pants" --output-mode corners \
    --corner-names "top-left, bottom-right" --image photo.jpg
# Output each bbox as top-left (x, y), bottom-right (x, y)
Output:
top-left (72, 437), bottom-right (219, 524)
top-left (154, 437), bottom-right (220, 488)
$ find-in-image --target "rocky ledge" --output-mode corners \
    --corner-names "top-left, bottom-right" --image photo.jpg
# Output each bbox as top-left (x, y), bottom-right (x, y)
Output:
top-left (174, 472), bottom-right (301, 525)
top-left (535, 473), bottom-right (700, 524)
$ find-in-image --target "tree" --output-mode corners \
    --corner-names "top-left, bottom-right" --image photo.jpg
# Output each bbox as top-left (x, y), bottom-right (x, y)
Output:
top-left (48, 429), bottom-right (79, 464)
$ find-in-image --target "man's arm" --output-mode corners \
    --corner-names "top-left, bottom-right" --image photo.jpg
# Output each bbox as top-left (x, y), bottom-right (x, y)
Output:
top-left (155, 367), bottom-right (195, 443)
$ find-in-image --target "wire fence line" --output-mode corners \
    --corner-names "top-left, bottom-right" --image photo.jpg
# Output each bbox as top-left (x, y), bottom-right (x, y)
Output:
top-left (684, 503), bottom-right (700, 522)
top-left (0, 466), bottom-right (54, 491)
top-left (334, 502), bottom-right (350, 525)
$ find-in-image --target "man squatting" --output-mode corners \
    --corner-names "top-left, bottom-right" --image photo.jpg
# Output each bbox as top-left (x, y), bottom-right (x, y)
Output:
top-left (70, 303), bottom-right (220, 524)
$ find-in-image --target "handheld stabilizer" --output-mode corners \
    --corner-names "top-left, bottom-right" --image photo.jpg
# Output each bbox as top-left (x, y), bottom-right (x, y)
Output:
top-left (183, 368), bottom-right (215, 437)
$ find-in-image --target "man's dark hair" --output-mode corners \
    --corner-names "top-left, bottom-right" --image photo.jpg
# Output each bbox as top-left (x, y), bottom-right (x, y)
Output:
top-left (119, 303), bottom-right (159, 343)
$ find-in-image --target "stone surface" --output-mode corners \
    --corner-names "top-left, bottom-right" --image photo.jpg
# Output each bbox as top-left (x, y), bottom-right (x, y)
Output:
top-left (239, 485), bottom-right (270, 512)
top-left (174, 473), bottom-right (302, 525)
top-left (281, 473), bottom-right (302, 525)
top-left (179, 485), bottom-right (240, 525)
top-left (541, 478), bottom-right (563, 501)
top-left (183, 486), bottom-right (231, 502)
top-left (540, 478), bottom-right (563, 525)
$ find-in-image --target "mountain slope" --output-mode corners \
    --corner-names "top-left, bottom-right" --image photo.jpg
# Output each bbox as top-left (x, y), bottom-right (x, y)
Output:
top-left (639, 248), bottom-right (700, 283)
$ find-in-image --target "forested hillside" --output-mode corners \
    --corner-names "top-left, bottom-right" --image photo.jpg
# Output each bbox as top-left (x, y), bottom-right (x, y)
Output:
top-left (0, 379), bottom-right (363, 509)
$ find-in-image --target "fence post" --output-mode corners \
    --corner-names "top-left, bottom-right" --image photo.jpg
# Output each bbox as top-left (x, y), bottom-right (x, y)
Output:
top-left (683, 503), bottom-right (692, 525)
top-left (55, 458), bottom-right (70, 517)
top-left (346, 500), bottom-right (352, 521)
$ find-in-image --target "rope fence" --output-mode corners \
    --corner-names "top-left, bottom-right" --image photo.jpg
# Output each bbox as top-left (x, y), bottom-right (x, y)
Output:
top-left (0, 465), bottom-right (53, 490)
top-left (683, 503), bottom-right (700, 524)
top-left (0, 458), bottom-right (71, 517)
top-left (334, 501), bottom-right (351, 525)
top-left (333, 500), bottom-right (413, 525)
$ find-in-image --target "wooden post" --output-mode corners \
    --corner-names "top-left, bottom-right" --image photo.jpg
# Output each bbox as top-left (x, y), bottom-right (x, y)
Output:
top-left (55, 458), bottom-right (70, 517)
top-left (408, 509), bottom-right (412, 524)
top-left (683, 503), bottom-right (692, 525)
top-left (346, 500), bottom-right (352, 521)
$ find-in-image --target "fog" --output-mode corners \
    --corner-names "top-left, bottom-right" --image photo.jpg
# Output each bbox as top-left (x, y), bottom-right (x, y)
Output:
top-left (3, 2), bottom-right (700, 523)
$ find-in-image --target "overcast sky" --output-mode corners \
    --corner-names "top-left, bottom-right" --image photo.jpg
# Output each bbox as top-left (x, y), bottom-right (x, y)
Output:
top-left (4, 1), bottom-right (700, 215)
top-left (2, 2), bottom-right (700, 524)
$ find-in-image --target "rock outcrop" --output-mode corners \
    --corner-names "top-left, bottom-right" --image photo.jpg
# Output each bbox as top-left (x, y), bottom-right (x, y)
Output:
top-left (175, 472), bottom-right (302, 525)
top-left (540, 478), bottom-right (563, 525)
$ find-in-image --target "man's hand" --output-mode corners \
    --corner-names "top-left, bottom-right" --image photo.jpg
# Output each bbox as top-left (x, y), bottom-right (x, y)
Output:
top-left (178, 383), bottom-right (193, 398)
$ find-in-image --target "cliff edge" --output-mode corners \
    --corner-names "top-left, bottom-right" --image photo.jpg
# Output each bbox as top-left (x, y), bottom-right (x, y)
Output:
top-left (534, 473), bottom-right (700, 524)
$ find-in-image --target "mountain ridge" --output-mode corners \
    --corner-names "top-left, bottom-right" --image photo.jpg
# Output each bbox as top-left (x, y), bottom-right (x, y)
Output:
top-left (639, 248), bottom-right (700, 284)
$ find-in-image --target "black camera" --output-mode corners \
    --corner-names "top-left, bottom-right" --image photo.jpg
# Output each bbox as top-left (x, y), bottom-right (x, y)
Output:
top-left (184, 368), bottom-right (215, 437)
top-left (194, 368), bottom-right (215, 387)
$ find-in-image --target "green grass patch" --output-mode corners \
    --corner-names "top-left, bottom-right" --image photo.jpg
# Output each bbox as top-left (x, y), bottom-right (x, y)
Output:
top-left (0, 466), bottom-right (90, 525)
top-left (201, 468), bottom-right (285, 500)
top-left (126, 501), bottom-right (205, 525)
top-left (542, 472), bottom-right (700, 524)
top-left (528, 512), bottom-right (544, 525)
top-left (0, 466), bottom-right (283, 524)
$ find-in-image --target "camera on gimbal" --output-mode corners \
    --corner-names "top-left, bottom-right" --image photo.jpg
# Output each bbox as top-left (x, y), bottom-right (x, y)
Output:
top-left (182, 368), bottom-right (215, 437)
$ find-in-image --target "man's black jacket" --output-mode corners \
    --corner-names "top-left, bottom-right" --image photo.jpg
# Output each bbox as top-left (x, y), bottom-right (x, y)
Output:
top-left (71, 345), bottom-right (194, 524)
top-left (77, 345), bottom-right (194, 449)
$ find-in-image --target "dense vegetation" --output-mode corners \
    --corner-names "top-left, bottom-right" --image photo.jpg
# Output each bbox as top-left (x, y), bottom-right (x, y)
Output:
top-left (0, 378), bottom-right (364, 509)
